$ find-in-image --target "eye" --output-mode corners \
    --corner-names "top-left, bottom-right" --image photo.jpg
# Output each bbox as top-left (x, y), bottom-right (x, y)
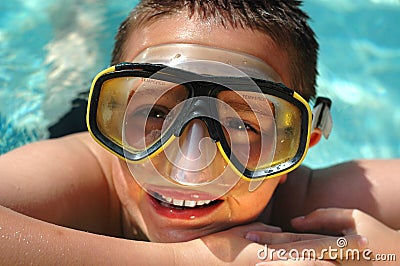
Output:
top-left (148, 107), bottom-right (167, 119)
top-left (130, 105), bottom-right (169, 120)
top-left (225, 118), bottom-right (260, 134)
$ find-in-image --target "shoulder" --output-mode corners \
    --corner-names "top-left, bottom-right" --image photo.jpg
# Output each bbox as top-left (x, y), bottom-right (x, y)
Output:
top-left (68, 132), bottom-right (116, 176)
top-left (270, 162), bottom-right (360, 228)
top-left (0, 132), bottom-right (123, 235)
top-left (271, 160), bottom-right (400, 230)
top-left (45, 132), bottom-right (117, 178)
top-left (0, 132), bottom-right (118, 195)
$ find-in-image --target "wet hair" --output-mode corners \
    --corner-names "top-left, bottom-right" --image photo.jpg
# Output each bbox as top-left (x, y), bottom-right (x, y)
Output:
top-left (111, 0), bottom-right (318, 100)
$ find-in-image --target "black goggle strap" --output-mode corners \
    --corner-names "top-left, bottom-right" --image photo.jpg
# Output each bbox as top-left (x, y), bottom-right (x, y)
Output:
top-left (312, 97), bottom-right (333, 139)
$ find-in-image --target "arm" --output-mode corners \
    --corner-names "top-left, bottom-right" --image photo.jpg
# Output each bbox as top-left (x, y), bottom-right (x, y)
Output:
top-left (272, 160), bottom-right (400, 230)
top-left (0, 133), bottom-right (121, 235)
top-left (249, 208), bottom-right (399, 265)
top-left (290, 208), bottom-right (400, 264)
top-left (0, 201), bottom-right (282, 265)
top-left (0, 133), bottom-right (274, 265)
top-left (0, 205), bottom-right (177, 265)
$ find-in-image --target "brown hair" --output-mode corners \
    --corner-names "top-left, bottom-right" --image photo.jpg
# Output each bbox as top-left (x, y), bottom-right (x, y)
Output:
top-left (111, 0), bottom-right (318, 100)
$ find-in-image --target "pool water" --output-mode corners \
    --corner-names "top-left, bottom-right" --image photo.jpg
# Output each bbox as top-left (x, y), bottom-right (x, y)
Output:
top-left (303, 0), bottom-right (400, 167)
top-left (0, 0), bottom-right (399, 168)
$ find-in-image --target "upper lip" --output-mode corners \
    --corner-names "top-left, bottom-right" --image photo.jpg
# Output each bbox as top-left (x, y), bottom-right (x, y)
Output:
top-left (145, 185), bottom-right (223, 207)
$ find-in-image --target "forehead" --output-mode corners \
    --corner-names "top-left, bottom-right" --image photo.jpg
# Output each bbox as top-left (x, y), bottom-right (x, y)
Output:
top-left (122, 13), bottom-right (291, 86)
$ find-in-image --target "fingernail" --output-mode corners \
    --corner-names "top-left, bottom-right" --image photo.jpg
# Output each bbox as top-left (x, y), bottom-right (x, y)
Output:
top-left (291, 216), bottom-right (305, 224)
top-left (245, 232), bottom-right (259, 242)
top-left (342, 228), bottom-right (356, 235)
top-left (267, 225), bottom-right (282, 232)
top-left (358, 236), bottom-right (369, 248)
top-left (293, 215), bottom-right (305, 221)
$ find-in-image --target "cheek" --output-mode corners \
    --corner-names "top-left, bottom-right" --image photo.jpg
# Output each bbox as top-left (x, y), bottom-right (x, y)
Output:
top-left (112, 160), bottom-right (144, 212)
top-left (227, 178), bottom-right (280, 223)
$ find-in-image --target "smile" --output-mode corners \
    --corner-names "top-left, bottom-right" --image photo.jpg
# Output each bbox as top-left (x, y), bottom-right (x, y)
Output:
top-left (152, 191), bottom-right (215, 208)
top-left (145, 187), bottom-right (223, 219)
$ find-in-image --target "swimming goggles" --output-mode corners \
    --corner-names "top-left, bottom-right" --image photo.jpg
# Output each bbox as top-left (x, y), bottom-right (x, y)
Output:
top-left (87, 58), bottom-right (330, 185)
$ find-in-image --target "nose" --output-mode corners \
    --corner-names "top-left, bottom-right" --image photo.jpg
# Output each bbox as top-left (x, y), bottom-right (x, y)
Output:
top-left (163, 119), bottom-right (222, 185)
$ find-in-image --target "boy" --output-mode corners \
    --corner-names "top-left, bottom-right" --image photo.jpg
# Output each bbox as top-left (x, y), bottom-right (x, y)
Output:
top-left (1, 1), bottom-right (399, 265)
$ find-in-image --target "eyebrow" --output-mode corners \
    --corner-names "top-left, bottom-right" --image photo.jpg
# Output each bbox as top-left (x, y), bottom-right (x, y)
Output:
top-left (223, 101), bottom-right (275, 117)
top-left (127, 88), bottom-right (160, 104)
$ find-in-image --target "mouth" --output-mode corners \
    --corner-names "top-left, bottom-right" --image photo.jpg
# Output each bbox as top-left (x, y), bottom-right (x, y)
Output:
top-left (152, 191), bottom-right (221, 208)
top-left (146, 188), bottom-right (223, 219)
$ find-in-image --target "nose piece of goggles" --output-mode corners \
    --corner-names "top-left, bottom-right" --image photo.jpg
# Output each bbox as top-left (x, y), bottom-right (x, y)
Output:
top-left (86, 44), bottom-right (332, 200)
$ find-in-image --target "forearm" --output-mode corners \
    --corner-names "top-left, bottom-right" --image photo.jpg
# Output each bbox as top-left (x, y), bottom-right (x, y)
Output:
top-left (0, 205), bottom-right (175, 265)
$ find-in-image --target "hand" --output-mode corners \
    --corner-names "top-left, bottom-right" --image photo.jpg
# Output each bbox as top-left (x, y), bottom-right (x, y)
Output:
top-left (173, 222), bottom-right (282, 265)
top-left (246, 230), bottom-right (366, 264)
top-left (190, 223), bottom-right (361, 265)
top-left (290, 208), bottom-right (400, 265)
top-left (257, 260), bottom-right (338, 266)
top-left (176, 222), bottom-right (366, 265)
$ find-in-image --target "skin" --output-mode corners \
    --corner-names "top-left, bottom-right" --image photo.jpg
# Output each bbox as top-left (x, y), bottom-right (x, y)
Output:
top-left (254, 208), bottom-right (400, 265)
top-left (123, 14), bottom-right (291, 85)
top-left (112, 13), bottom-right (289, 242)
top-left (0, 12), bottom-right (400, 265)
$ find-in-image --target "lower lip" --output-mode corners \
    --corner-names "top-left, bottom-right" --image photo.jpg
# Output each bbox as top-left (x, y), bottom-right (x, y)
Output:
top-left (147, 194), bottom-right (222, 220)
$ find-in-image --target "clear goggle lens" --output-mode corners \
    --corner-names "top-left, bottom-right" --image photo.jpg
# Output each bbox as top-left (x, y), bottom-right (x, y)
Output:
top-left (92, 62), bottom-right (309, 199)
top-left (96, 73), bottom-right (303, 164)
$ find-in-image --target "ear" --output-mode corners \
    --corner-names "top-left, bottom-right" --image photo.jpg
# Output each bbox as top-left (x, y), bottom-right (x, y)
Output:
top-left (278, 174), bottom-right (288, 184)
top-left (309, 128), bottom-right (322, 148)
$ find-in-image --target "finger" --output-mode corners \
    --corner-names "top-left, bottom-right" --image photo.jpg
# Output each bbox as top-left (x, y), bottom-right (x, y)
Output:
top-left (267, 235), bottom-right (368, 261)
top-left (246, 231), bottom-right (330, 244)
top-left (291, 208), bottom-right (356, 235)
top-left (231, 222), bottom-right (282, 237)
top-left (256, 260), bottom-right (339, 266)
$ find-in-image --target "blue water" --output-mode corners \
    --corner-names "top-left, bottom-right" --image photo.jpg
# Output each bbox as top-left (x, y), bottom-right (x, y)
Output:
top-left (0, 0), bottom-right (399, 168)
top-left (303, 0), bottom-right (400, 167)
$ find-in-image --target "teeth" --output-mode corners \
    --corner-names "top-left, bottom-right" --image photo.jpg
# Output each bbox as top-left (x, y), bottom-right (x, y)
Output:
top-left (172, 199), bottom-right (184, 206)
top-left (156, 193), bottom-right (215, 208)
top-left (164, 196), bottom-right (173, 203)
top-left (184, 200), bottom-right (197, 207)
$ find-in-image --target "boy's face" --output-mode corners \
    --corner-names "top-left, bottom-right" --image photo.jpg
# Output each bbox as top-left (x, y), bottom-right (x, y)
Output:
top-left (112, 13), bottom-right (292, 243)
